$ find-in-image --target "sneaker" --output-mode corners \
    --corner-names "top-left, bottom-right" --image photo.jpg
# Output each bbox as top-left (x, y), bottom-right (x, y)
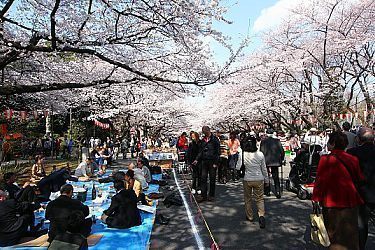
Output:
top-left (197, 190), bottom-right (202, 195)
top-left (259, 216), bottom-right (266, 229)
top-left (276, 192), bottom-right (281, 199)
top-left (191, 189), bottom-right (196, 195)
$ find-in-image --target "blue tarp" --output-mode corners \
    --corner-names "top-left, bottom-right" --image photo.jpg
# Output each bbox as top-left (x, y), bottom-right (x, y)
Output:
top-left (12, 172), bottom-right (162, 250)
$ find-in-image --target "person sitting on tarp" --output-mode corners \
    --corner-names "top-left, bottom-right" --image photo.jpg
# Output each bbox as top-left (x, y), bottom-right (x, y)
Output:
top-left (101, 180), bottom-right (141, 229)
top-left (31, 155), bottom-right (47, 181)
top-left (0, 189), bottom-right (46, 247)
top-left (74, 158), bottom-right (92, 181)
top-left (37, 167), bottom-right (77, 201)
top-left (128, 163), bottom-right (148, 190)
top-left (124, 170), bottom-right (148, 205)
top-left (45, 184), bottom-right (92, 243)
top-left (48, 210), bottom-right (88, 250)
top-left (138, 152), bottom-right (150, 167)
top-left (0, 172), bottom-right (36, 203)
top-left (136, 160), bottom-right (151, 183)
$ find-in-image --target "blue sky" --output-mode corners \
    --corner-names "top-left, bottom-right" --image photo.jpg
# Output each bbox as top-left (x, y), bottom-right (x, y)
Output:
top-left (210, 0), bottom-right (279, 64)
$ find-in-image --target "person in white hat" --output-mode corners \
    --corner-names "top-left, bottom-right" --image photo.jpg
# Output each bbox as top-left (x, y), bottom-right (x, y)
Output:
top-left (303, 128), bottom-right (322, 146)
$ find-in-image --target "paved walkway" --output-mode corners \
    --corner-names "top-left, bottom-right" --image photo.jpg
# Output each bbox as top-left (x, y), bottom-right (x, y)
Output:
top-left (151, 170), bottom-right (375, 250)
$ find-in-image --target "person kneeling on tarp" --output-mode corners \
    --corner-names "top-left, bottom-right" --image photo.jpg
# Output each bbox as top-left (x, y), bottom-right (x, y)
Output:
top-left (0, 189), bottom-right (47, 247)
top-left (48, 210), bottom-right (88, 250)
top-left (74, 158), bottom-right (93, 181)
top-left (45, 184), bottom-right (92, 243)
top-left (101, 181), bottom-right (141, 229)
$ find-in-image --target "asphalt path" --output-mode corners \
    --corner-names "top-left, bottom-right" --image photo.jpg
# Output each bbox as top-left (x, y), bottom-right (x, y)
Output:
top-left (112, 158), bottom-right (374, 250)
top-left (150, 168), bottom-right (375, 250)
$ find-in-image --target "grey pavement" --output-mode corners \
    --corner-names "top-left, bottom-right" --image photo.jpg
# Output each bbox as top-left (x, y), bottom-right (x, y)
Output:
top-left (150, 169), bottom-right (375, 250)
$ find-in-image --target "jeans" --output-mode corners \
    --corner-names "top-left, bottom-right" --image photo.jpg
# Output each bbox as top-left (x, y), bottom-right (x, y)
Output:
top-left (200, 160), bottom-right (217, 198)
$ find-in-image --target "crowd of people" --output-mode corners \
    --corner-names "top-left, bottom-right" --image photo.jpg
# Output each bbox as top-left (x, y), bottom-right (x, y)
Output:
top-left (180, 126), bottom-right (285, 229)
top-left (0, 121), bottom-right (374, 249)
top-left (0, 142), bottom-right (155, 247)
top-left (180, 123), bottom-right (374, 250)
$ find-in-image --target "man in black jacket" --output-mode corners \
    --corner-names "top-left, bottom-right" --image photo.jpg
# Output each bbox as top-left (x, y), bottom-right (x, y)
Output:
top-left (0, 189), bottom-right (44, 247)
top-left (347, 127), bottom-right (375, 250)
top-left (38, 167), bottom-right (77, 201)
top-left (260, 129), bottom-right (285, 198)
top-left (0, 172), bottom-right (36, 202)
top-left (101, 181), bottom-right (141, 229)
top-left (193, 126), bottom-right (220, 202)
top-left (45, 184), bottom-right (92, 242)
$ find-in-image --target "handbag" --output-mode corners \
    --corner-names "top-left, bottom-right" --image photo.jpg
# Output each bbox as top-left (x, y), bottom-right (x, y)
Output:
top-left (310, 205), bottom-right (331, 247)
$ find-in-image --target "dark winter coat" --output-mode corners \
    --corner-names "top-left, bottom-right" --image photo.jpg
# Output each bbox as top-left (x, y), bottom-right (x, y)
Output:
top-left (260, 136), bottom-right (285, 167)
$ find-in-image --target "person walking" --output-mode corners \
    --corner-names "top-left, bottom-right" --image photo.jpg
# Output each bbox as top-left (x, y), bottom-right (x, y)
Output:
top-left (193, 126), bottom-right (220, 203)
top-left (228, 132), bottom-right (241, 181)
top-left (312, 131), bottom-right (364, 250)
top-left (342, 121), bottom-right (357, 150)
top-left (347, 127), bottom-right (375, 250)
top-left (218, 134), bottom-right (230, 184)
top-left (186, 131), bottom-right (201, 194)
top-left (260, 128), bottom-right (284, 198)
top-left (236, 135), bottom-right (269, 228)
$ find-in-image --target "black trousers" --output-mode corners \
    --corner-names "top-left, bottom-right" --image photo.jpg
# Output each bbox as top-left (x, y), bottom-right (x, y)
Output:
top-left (218, 157), bottom-right (228, 182)
top-left (191, 165), bottom-right (201, 190)
top-left (0, 214), bottom-right (32, 247)
top-left (200, 160), bottom-right (217, 198)
top-left (359, 203), bottom-right (374, 250)
top-left (48, 218), bottom-right (92, 243)
top-left (16, 186), bottom-right (36, 203)
top-left (267, 166), bottom-right (280, 194)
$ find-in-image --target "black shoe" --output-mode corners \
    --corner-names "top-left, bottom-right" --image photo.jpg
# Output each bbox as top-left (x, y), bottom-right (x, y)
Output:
top-left (259, 216), bottom-right (266, 229)
top-left (276, 192), bottom-right (281, 199)
top-left (265, 192), bottom-right (271, 197)
top-left (207, 196), bottom-right (215, 202)
top-left (196, 196), bottom-right (207, 203)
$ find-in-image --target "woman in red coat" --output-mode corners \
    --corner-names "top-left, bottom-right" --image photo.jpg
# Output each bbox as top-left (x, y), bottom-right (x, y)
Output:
top-left (312, 131), bottom-right (364, 250)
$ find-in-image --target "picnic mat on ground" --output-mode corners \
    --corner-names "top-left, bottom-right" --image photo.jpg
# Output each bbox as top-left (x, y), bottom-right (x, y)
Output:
top-left (14, 234), bottom-right (103, 248)
top-left (12, 173), bottom-right (162, 250)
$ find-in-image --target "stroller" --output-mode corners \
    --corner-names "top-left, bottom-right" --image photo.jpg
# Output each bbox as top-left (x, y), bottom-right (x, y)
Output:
top-left (285, 143), bottom-right (322, 200)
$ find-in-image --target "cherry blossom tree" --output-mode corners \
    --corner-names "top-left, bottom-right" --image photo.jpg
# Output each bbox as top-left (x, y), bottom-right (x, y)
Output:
top-left (1, 0), bottom-right (236, 95)
top-left (203, 0), bottom-right (374, 131)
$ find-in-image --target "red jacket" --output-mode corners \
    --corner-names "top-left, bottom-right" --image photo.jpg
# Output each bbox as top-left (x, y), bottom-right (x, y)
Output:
top-left (177, 137), bottom-right (188, 151)
top-left (312, 149), bottom-right (364, 208)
